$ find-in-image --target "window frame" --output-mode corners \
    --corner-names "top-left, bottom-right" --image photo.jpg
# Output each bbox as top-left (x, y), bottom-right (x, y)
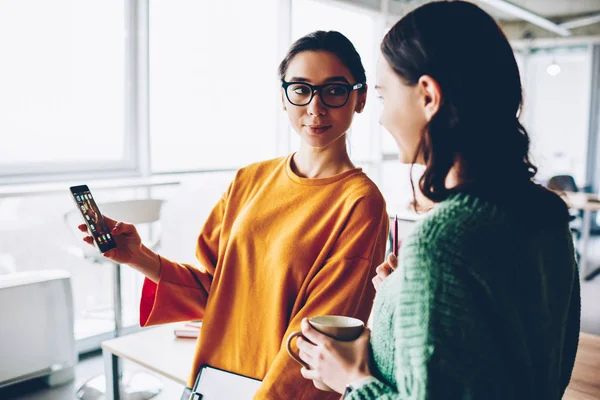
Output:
top-left (0, 0), bottom-right (142, 185)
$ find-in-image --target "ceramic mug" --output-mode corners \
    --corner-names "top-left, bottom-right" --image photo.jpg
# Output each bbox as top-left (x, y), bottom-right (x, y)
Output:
top-left (286, 315), bottom-right (365, 391)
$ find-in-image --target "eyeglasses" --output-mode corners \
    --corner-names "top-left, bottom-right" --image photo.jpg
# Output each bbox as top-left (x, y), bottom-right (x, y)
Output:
top-left (282, 81), bottom-right (364, 108)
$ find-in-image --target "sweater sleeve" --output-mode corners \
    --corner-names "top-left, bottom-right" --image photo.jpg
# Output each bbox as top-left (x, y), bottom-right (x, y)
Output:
top-left (347, 222), bottom-right (508, 399)
top-left (254, 196), bottom-right (388, 400)
top-left (560, 250), bottom-right (581, 395)
top-left (139, 183), bottom-right (231, 326)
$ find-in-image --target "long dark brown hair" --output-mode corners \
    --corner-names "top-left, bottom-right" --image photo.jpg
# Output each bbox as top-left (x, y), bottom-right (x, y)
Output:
top-left (382, 1), bottom-right (537, 203)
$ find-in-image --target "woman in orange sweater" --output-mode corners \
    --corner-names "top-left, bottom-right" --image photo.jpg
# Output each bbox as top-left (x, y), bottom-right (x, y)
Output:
top-left (78, 31), bottom-right (388, 399)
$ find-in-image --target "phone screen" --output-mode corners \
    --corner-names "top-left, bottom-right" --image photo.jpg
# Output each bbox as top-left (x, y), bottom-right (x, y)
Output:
top-left (69, 185), bottom-right (117, 253)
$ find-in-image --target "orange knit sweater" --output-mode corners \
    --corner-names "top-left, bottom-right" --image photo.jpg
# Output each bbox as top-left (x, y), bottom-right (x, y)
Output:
top-left (139, 154), bottom-right (388, 399)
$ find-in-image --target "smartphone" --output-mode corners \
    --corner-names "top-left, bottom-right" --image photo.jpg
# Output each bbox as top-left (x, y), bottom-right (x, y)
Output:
top-left (69, 185), bottom-right (117, 253)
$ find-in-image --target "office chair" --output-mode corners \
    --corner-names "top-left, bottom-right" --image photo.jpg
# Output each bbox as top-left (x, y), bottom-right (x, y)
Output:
top-left (547, 175), bottom-right (578, 193)
top-left (547, 175), bottom-right (600, 270)
top-left (547, 175), bottom-right (583, 241)
top-left (547, 174), bottom-right (600, 233)
top-left (65, 199), bottom-right (165, 400)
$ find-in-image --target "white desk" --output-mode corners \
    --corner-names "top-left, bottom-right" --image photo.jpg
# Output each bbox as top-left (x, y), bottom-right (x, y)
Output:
top-left (101, 325), bottom-right (600, 400)
top-left (561, 192), bottom-right (600, 280)
top-left (102, 323), bottom-right (195, 400)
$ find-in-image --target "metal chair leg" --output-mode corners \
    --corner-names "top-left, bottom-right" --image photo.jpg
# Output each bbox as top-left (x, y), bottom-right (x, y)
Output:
top-left (76, 263), bottom-right (163, 400)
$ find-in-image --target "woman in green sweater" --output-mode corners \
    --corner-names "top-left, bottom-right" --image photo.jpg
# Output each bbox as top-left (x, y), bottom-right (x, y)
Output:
top-left (295, 1), bottom-right (581, 399)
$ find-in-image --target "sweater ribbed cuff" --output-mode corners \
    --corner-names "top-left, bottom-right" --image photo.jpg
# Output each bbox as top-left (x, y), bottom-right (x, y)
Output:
top-left (346, 378), bottom-right (394, 399)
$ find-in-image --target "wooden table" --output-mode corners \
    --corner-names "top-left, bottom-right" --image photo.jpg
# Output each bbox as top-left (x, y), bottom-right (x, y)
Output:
top-left (101, 324), bottom-right (600, 400)
top-left (102, 322), bottom-right (195, 400)
top-left (565, 333), bottom-right (600, 400)
top-left (561, 192), bottom-right (600, 280)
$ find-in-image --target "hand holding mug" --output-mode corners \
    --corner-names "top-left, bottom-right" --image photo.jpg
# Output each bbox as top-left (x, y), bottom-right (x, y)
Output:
top-left (286, 315), bottom-right (369, 393)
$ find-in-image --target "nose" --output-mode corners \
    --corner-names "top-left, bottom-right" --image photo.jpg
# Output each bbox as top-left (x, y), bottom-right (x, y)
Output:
top-left (307, 90), bottom-right (327, 116)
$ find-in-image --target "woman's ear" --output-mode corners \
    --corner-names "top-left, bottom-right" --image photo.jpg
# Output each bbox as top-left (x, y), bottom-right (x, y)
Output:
top-left (281, 89), bottom-right (287, 111)
top-left (418, 76), bottom-right (441, 122)
top-left (355, 84), bottom-right (368, 113)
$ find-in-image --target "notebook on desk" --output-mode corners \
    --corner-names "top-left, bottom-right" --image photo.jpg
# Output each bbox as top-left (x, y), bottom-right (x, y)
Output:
top-left (188, 365), bottom-right (262, 400)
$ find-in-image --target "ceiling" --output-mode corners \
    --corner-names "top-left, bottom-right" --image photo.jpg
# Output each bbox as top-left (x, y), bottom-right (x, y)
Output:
top-left (388, 0), bottom-right (600, 39)
top-left (489, 0), bottom-right (600, 19)
top-left (389, 0), bottom-right (600, 19)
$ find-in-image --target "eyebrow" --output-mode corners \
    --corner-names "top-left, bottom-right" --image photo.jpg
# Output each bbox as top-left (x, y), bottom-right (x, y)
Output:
top-left (288, 76), bottom-right (351, 84)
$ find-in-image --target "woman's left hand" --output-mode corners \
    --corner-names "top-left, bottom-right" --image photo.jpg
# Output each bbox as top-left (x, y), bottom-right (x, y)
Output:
top-left (296, 318), bottom-right (373, 394)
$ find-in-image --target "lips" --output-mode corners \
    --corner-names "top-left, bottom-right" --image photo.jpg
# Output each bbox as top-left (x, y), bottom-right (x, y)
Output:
top-left (306, 125), bottom-right (332, 135)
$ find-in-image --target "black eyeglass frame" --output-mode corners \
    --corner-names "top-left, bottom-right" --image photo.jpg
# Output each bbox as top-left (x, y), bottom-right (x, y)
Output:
top-left (281, 80), bottom-right (365, 108)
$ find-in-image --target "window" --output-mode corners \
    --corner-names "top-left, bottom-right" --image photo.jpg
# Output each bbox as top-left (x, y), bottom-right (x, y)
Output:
top-left (291, 0), bottom-right (379, 163)
top-left (149, 0), bottom-right (281, 172)
top-left (520, 46), bottom-right (592, 185)
top-left (0, 0), bottom-right (130, 181)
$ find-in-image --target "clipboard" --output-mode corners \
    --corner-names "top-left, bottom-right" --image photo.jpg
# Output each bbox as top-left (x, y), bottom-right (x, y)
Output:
top-left (188, 365), bottom-right (262, 400)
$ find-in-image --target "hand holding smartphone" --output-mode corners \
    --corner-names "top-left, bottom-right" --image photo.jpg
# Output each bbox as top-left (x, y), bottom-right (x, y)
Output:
top-left (68, 185), bottom-right (162, 282)
top-left (69, 185), bottom-right (117, 253)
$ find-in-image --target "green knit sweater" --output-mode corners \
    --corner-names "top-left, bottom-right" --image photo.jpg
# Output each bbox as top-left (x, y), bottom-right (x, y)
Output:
top-left (348, 189), bottom-right (580, 400)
